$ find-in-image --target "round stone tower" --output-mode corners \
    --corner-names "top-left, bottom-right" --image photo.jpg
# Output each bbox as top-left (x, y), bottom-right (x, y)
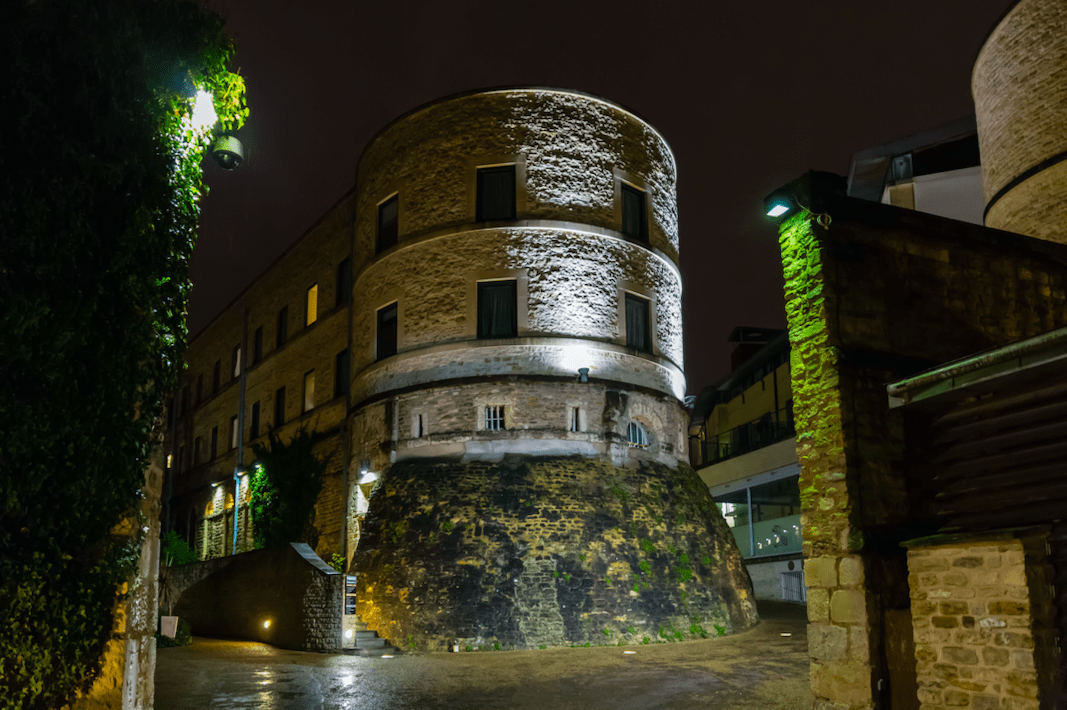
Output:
top-left (973, 0), bottom-right (1067, 242)
top-left (349, 89), bottom-right (755, 651)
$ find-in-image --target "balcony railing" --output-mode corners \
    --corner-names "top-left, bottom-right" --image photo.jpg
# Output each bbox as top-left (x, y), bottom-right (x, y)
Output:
top-left (698, 406), bottom-right (794, 466)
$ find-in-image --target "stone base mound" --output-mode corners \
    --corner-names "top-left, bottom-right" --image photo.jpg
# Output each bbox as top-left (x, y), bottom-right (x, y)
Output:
top-left (353, 456), bottom-right (758, 651)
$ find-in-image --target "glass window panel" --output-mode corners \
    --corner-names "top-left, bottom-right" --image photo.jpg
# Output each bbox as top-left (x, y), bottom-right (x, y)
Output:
top-left (477, 166), bottom-right (516, 221)
top-left (477, 281), bottom-right (517, 338)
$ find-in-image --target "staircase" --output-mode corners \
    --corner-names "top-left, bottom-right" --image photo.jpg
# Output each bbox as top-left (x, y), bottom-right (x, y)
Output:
top-left (343, 617), bottom-right (399, 656)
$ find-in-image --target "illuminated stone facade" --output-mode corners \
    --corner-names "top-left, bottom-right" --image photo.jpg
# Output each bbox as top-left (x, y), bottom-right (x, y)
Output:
top-left (973, 0), bottom-right (1067, 243)
top-left (167, 89), bottom-right (757, 650)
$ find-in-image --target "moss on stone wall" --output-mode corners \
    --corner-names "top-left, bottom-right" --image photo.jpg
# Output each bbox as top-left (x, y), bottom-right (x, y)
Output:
top-left (353, 456), bottom-right (756, 651)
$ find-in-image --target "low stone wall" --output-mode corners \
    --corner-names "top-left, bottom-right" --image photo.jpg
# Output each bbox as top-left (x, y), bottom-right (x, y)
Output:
top-left (353, 456), bottom-right (757, 651)
top-left (905, 532), bottom-right (1059, 710)
top-left (172, 543), bottom-right (342, 652)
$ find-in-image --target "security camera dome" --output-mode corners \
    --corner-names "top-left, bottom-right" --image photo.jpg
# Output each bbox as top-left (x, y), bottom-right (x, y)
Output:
top-left (210, 134), bottom-right (244, 170)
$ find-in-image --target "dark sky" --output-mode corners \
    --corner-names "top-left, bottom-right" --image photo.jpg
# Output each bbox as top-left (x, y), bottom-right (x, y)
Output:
top-left (191, 0), bottom-right (1013, 396)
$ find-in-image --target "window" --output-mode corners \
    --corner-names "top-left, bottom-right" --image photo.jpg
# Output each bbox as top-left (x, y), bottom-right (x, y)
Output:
top-left (306, 284), bottom-right (318, 326)
top-left (193, 437), bottom-right (201, 465)
top-left (230, 415), bottom-right (238, 450)
top-left (477, 280), bottom-right (517, 339)
top-left (212, 360), bottom-right (220, 393)
top-left (377, 303), bottom-right (398, 360)
top-left (485, 405), bottom-right (505, 432)
top-left (624, 293), bottom-right (652, 353)
top-left (477, 165), bottom-right (516, 222)
top-left (210, 426), bottom-right (218, 460)
top-left (180, 385), bottom-right (189, 416)
top-left (232, 345), bottom-right (241, 380)
top-left (196, 374), bottom-right (203, 404)
top-left (377, 195), bottom-right (398, 253)
top-left (277, 306), bottom-right (288, 348)
top-left (274, 386), bottom-right (285, 427)
top-left (413, 413), bottom-right (425, 438)
top-left (334, 349), bottom-right (349, 398)
top-left (336, 257), bottom-right (352, 306)
top-left (627, 421), bottom-right (648, 449)
top-left (253, 326), bottom-right (263, 363)
top-left (303, 370), bottom-right (315, 412)
top-left (621, 183), bottom-right (648, 241)
top-left (570, 407), bottom-right (582, 433)
top-left (250, 402), bottom-right (260, 440)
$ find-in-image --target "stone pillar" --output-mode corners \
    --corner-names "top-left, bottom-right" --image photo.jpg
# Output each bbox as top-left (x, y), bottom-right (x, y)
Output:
top-left (780, 209), bottom-right (881, 710)
top-left (905, 533), bottom-right (1058, 710)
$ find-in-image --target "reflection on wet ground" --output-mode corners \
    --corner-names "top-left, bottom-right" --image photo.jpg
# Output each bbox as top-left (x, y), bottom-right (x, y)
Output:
top-left (155, 602), bottom-right (811, 710)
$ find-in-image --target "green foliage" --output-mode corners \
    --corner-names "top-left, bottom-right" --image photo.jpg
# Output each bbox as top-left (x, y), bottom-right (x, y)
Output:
top-left (161, 530), bottom-right (198, 567)
top-left (328, 553), bottom-right (346, 573)
top-left (689, 624), bottom-right (707, 638)
top-left (441, 520), bottom-right (453, 533)
top-left (639, 560), bottom-right (651, 573)
top-left (248, 428), bottom-right (330, 549)
top-left (640, 538), bottom-right (655, 554)
top-left (0, 1), bottom-right (246, 706)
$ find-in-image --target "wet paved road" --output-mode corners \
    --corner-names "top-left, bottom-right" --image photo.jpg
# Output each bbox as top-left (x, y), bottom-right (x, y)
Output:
top-left (156, 604), bottom-right (811, 710)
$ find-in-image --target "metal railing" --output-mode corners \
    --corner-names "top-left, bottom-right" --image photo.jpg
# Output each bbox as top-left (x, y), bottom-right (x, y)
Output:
top-left (699, 407), bottom-right (794, 466)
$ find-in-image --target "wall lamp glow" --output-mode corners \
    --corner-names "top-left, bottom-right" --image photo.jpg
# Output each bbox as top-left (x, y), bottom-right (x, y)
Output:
top-left (263, 619), bottom-right (271, 629)
top-left (763, 189), bottom-right (798, 221)
top-left (578, 368), bottom-right (589, 383)
top-left (191, 90), bottom-right (218, 131)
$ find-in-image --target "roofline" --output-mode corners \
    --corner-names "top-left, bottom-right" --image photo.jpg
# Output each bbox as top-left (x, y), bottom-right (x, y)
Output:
top-left (355, 86), bottom-right (676, 180)
top-left (188, 185), bottom-right (357, 343)
top-left (971, 0), bottom-right (1026, 89)
top-left (887, 325), bottom-right (1067, 407)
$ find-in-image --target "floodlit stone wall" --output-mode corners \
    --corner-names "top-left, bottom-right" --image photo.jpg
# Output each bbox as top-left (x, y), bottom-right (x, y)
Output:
top-left (353, 457), bottom-right (756, 651)
top-left (351, 89), bottom-right (685, 466)
top-left (776, 176), bottom-right (1067, 710)
top-left (973, 0), bottom-right (1067, 242)
top-left (906, 533), bottom-right (1059, 710)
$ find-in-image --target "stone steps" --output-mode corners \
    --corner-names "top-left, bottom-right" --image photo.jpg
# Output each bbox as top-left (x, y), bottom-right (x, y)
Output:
top-left (342, 616), bottom-right (399, 656)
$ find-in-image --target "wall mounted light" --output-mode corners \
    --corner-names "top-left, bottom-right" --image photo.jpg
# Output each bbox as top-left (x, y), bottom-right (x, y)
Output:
top-left (578, 368), bottom-right (589, 383)
top-left (262, 619), bottom-right (271, 629)
top-left (763, 189), bottom-right (798, 221)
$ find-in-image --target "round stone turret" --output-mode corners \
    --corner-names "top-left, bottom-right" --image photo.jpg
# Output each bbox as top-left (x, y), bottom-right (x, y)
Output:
top-left (973, 0), bottom-right (1067, 242)
top-left (349, 89), bottom-right (756, 651)
top-left (349, 88), bottom-right (686, 471)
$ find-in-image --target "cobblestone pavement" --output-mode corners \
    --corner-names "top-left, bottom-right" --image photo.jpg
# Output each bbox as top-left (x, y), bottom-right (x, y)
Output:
top-left (155, 603), bottom-right (810, 710)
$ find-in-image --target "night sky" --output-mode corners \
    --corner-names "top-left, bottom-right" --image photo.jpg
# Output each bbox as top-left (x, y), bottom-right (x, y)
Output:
top-left (191, 0), bottom-right (1013, 396)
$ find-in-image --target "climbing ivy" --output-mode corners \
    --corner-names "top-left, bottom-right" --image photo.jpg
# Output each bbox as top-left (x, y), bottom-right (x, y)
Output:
top-left (248, 428), bottom-right (331, 550)
top-left (0, 1), bottom-right (246, 707)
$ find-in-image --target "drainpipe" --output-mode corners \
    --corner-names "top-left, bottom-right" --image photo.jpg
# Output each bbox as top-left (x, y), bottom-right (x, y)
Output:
top-left (233, 306), bottom-right (249, 555)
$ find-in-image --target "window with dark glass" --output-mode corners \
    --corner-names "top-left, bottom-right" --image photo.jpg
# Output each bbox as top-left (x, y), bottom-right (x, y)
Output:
top-left (625, 293), bottom-right (651, 353)
top-left (621, 183), bottom-right (648, 241)
top-left (274, 386), bottom-right (286, 427)
top-left (477, 280), bottom-right (517, 339)
top-left (210, 426), bottom-right (218, 460)
top-left (377, 303), bottom-right (398, 360)
top-left (303, 370), bottom-right (315, 413)
top-left (193, 437), bottom-right (201, 465)
top-left (476, 165), bottom-right (516, 222)
top-left (253, 326), bottom-right (263, 363)
top-left (336, 257), bottom-right (352, 306)
top-left (229, 415), bottom-right (238, 450)
top-left (180, 385), bottom-right (189, 416)
top-left (277, 306), bottom-right (288, 348)
top-left (212, 360), bottom-right (220, 393)
top-left (250, 402), bottom-right (260, 440)
top-left (196, 374), bottom-right (203, 404)
top-left (485, 405), bottom-right (505, 431)
top-left (334, 349), bottom-right (349, 398)
top-left (377, 195), bottom-right (398, 253)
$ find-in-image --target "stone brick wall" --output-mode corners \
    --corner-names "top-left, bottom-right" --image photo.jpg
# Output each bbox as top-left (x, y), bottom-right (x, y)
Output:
top-left (353, 456), bottom-right (756, 652)
top-left (776, 174), bottom-right (1067, 710)
top-left (168, 190), bottom-right (354, 562)
top-left (173, 543), bottom-right (342, 652)
top-left (906, 533), bottom-right (1059, 710)
top-left (973, 0), bottom-right (1067, 242)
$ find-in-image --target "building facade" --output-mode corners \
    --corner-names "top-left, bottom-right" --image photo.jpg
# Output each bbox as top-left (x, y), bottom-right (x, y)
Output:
top-left (167, 88), bottom-right (757, 650)
top-left (689, 328), bottom-right (801, 602)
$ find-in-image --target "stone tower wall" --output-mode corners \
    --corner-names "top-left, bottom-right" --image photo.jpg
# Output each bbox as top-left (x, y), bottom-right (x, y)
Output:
top-left (973, 0), bottom-right (1067, 242)
top-left (351, 89), bottom-right (685, 466)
